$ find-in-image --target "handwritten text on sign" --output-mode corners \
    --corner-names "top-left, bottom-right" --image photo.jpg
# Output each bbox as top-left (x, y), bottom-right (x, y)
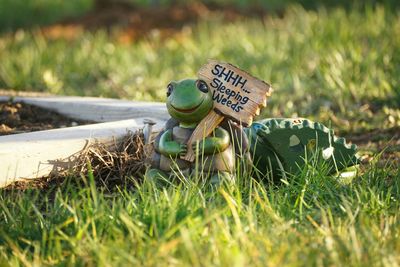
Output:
top-left (210, 64), bottom-right (250, 113)
top-left (198, 60), bottom-right (272, 126)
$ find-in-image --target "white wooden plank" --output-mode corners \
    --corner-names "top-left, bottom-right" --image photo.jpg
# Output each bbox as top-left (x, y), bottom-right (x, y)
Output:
top-left (0, 118), bottom-right (166, 188)
top-left (0, 96), bottom-right (169, 122)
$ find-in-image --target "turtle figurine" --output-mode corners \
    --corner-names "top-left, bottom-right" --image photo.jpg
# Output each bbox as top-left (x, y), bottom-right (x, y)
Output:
top-left (146, 78), bottom-right (359, 184)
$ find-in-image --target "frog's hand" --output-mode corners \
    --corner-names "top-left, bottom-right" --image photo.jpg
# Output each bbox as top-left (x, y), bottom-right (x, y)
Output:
top-left (153, 118), bottom-right (179, 153)
top-left (192, 127), bottom-right (230, 155)
top-left (159, 129), bottom-right (187, 157)
top-left (150, 118), bottom-right (180, 171)
top-left (248, 118), bottom-right (360, 178)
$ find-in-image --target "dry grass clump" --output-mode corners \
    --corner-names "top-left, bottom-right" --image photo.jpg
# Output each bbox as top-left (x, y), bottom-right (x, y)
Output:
top-left (74, 130), bottom-right (148, 188)
top-left (5, 130), bottom-right (149, 191)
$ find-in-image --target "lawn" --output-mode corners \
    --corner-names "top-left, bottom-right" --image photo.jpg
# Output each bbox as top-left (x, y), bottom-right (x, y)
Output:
top-left (0, 0), bottom-right (399, 266)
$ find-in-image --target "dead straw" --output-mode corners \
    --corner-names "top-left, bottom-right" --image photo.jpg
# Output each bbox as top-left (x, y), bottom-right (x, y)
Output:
top-left (4, 130), bottom-right (149, 191)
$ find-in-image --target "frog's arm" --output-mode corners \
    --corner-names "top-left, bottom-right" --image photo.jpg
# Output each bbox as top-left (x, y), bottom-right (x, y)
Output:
top-left (158, 129), bottom-right (187, 157)
top-left (193, 127), bottom-right (230, 155)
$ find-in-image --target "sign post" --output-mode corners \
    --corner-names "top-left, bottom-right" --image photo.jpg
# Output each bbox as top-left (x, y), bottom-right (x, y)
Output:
top-left (182, 60), bottom-right (272, 162)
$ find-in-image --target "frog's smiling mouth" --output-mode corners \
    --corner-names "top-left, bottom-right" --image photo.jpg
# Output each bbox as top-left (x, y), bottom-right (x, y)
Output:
top-left (171, 99), bottom-right (204, 113)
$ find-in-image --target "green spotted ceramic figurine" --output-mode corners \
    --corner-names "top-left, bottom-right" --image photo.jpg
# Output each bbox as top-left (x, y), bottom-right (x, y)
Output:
top-left (146, 79), bottom-right (359, 184)
top-left (146, 61), bottom-right (359, 184)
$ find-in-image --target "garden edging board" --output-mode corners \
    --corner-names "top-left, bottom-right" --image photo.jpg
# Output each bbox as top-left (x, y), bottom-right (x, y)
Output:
top-left (0, 95), bottom-right (169, 188)
top-left (0, 96), bottom-right (168, 122)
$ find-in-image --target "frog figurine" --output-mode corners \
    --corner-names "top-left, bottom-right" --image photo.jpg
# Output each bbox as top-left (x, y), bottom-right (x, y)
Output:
top-left (146, 79), bottom-right (236, 184)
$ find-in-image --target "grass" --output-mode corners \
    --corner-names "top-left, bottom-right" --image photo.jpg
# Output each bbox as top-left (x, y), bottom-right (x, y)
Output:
top-left (1, 162), bottom-right (399, 266)
top-left (0, 0), bottom-right (92, 33)
top-left (1, 5), bottom-right (399, 132)
top-left (0, 1), bottom-right (399, 266)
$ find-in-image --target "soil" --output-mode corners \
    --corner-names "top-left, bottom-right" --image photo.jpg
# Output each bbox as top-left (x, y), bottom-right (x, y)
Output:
top-left (41, 2), bottom-right (271, 43)
top-left (345, 127), bottom-right (400, 166)
top-left (0, 101), bottom-right (92, 135)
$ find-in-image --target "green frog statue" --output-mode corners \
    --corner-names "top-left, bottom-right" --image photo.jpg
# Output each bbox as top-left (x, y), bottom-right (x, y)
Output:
top-left (146, 79), bottom-right (359, 184)
top-left (146, 79), bottom-right (236, 184)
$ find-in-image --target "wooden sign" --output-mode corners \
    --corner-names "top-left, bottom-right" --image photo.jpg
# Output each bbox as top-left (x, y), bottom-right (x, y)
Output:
top-left (182, 60), bottom-right (272, 162)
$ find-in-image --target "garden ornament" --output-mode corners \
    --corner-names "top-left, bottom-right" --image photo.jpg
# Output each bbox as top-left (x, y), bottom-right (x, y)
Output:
top-left (146, 60), bottom-right (359, 184)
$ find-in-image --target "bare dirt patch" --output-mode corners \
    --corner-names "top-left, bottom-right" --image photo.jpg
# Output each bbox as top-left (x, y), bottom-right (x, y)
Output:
top-left (346, 127), bottom-right (400, 166)
top-left (41, 2), bottom-right (270, 42)
top-left (0, 101), bottom-right (92, 135)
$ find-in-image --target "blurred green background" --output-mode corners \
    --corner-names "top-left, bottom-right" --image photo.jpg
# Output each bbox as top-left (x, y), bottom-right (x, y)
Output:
top-left (1, 2), bottom-right (400, 266)
top-left (0, 0), bottom-right (399, 133)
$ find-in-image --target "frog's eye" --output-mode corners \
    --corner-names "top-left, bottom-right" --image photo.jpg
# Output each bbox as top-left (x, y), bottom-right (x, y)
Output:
top-left (196, 80), bottom-right (209, 93)
top-left (166, 83), bottom-right (173, 97)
